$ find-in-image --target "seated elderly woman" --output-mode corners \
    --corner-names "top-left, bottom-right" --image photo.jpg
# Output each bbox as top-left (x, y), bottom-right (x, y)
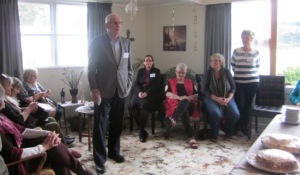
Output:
top-left (0, 74), bottom-right (74, 146)
top-left (20, 68), bottom-right (62, 122)
top-left (290, 79), bottom-right (300, 106)
top-left (165, 63), bottom-right (200, 149)
top-left (202, 53), bottom-right (240, 141)
top-left (130, 55), bottom-right (161, 142)
top-left (0, 84), bottom-right (93, 175)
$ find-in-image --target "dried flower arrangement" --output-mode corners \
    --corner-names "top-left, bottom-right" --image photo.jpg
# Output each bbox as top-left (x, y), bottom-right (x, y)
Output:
top-left (61, 67), bottom-right (83, 89)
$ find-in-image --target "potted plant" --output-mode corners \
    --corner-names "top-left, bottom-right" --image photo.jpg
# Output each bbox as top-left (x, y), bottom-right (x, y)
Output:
top-left (61, 67), bottom-right (83, 103)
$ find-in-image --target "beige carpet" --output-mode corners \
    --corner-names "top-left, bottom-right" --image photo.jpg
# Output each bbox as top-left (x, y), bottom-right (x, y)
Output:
top-left (68, 122), bottom-right (259, 175)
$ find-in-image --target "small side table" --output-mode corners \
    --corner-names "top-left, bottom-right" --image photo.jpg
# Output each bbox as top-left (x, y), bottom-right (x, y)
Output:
top-left (75, 106), bottom-right (94, 151)
top-left (57, 101), bottom-right (84, 134)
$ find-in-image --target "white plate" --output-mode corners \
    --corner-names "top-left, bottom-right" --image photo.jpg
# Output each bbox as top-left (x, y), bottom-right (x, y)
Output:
top-left (246, 153), bottom-right (299, 174)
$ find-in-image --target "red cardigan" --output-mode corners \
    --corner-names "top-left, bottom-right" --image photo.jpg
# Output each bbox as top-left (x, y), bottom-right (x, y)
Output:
top-left (165, 78), bottom-right (200, 119)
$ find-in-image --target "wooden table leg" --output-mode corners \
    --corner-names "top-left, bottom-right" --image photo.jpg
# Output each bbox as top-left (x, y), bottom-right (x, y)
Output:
top-left (78, 113), bottom-right (82, 142)
top-left (88, 114), bottom-right (92, 151)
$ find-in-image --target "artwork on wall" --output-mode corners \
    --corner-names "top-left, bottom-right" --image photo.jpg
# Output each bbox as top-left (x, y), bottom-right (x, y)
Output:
top-left (163, 25), bottom-right (186, 51)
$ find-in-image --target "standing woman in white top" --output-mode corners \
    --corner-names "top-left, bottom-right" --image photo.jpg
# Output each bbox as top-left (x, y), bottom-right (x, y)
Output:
top-left (231, 30), bottom-right (260, 136)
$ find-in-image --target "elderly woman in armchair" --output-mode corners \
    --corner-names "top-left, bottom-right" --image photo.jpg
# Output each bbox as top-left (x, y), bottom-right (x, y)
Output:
top-left (164, 63), bottom-right (200, 149)
top-left (20, 68), bottom-right (62, 122)
top-left (0, 84), bottom-right (93, 175)
top-left (202, 53), bottom-right (240, 141)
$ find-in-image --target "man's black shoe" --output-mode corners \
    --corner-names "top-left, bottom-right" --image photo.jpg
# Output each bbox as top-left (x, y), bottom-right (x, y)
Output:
top-left (96, 164), bottom-right (106, 174)
top-left (139, 132), bottom-right (146, 142)
top-left (142, 129), bottom-right (149, 138)
top-left (108, 153), bottom-right (125, 163)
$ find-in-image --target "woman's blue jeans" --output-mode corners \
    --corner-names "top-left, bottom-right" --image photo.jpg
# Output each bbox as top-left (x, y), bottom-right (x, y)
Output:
top-left (204, 97), bottom-right (240, 139)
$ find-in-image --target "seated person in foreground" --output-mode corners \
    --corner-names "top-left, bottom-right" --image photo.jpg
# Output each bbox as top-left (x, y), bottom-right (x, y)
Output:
top-left (290, 79), bottom-right (300, 106)
top-left (0, 85), bottom-right (93, 175)
top-left (130, 55), bottom-right (161, 142)
top-left (0, 74), bottom-right (74, 146)
top-left (21, 68), bottom-right (62, 121)
top-left (165, 63), bottom-right (200, 149)
top-left (202, 53), bottom-right (240, 141)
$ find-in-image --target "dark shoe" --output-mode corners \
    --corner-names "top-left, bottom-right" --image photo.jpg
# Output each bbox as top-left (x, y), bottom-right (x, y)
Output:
top-left (96, 164), bottom-right (106, 174)
top-left (76, 164), bottom-right (93, 175)
top-left (142, 129), bottom-right (149, 138)
top-left (108, 153), bottom-right (125, 163)
top-left (66, 138), bottom-right (75, 146)
top-left (139, 132), bottom-right (146, 142)
top-left (70, 150), bottom-right (82, 158)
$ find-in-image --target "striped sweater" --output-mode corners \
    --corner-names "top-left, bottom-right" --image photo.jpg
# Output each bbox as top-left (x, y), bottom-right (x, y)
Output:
top-left (231, 47), bottom-right (260, 83)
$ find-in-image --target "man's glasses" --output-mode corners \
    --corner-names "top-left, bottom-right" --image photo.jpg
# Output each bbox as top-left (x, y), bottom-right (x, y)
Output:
top-left (108, 21), bottom-right (123, 25)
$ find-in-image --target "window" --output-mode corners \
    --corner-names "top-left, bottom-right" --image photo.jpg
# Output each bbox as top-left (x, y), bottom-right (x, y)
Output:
top-left (231, 0), bottom-right (271, 75)
top-left (277, 0), bottom-right (300, 85)
top-left (19, 2), bottom-right (87, 68)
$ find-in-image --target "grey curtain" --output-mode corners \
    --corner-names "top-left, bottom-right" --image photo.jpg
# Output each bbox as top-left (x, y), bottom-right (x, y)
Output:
top-left (0, 0), bottom-right (23, 78)
top-left (204, 3), bottom-right (231, 71)
top-left (87, 2), bottom-right (112, 45)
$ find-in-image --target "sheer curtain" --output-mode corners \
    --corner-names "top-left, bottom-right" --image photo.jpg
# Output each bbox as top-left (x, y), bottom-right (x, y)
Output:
top-left (0, 0), bottom-right (23, 78)
top-left (87, 2), bottom-right (112, 45)
top-left (204, 3), bottom-right (231, 71)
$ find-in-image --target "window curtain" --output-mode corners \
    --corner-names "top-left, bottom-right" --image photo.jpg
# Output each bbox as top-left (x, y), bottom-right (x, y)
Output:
top-left (0, 0), bottom-right (23, 78)
top-left (204, 3), bottom-right (231, 71)
top-left (87, 2), bottom-right (112, 45)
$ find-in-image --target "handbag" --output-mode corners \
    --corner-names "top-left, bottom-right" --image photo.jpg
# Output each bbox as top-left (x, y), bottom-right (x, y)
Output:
top-left (30, 106), bottom-right (49, 126)
top-left (198, 126), bottom-right (211, 140)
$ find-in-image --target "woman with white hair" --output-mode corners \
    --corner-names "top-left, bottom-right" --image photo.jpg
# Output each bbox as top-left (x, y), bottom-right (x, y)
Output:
top-left (202, 53), bottom-right (240, 141)
top-left (164, 63), bottom-right (199, 149)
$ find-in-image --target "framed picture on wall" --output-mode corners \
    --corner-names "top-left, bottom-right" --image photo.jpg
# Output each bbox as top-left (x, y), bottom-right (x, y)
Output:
top-left (163, 25), bottom-right (186, 51)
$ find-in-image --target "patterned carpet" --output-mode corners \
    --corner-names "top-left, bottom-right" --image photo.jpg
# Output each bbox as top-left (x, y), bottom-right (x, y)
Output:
top-left (68, 122), bottom-right (259, 175)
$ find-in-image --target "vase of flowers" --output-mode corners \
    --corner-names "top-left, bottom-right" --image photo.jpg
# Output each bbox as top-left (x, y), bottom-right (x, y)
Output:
top-left (61, 67), bottom-right (83, 103)
top-left (69, 89), bottom-right (78, 103)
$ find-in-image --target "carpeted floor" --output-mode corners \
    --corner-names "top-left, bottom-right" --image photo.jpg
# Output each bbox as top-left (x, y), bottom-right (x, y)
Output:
top-left (68, 122), bottom-right (260, 175)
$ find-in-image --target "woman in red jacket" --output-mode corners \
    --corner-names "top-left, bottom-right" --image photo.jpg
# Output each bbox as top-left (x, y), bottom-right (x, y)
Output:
top-left (165, 63), bottom-right (199, 149)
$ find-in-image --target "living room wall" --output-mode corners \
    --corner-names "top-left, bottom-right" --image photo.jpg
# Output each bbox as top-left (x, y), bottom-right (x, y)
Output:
top-left (37, 2), bottom-right (206, 103)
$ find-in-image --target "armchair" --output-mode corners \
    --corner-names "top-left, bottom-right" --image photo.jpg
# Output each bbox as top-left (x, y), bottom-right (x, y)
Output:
top-left (248, 75), bottom-right (285, 139)
top-left (6, 152), bottom-right (54, 175)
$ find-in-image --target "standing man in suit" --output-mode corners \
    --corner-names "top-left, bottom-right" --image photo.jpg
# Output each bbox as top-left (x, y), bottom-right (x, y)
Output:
top-left (88, 13), bottom-right (133, 175)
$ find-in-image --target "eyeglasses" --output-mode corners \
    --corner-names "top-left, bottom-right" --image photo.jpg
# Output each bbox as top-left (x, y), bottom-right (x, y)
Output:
top-left (108, 21), bottom-right (123, 25)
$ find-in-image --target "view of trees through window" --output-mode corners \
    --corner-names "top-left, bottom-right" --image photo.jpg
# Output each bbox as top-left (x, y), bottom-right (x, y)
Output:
top-left (278, 0), bottom-right (300, 85)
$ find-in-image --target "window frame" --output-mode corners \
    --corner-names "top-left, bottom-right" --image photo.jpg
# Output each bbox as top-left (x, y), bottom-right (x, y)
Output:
top-left (19, 0), bottom-right (87, 68)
